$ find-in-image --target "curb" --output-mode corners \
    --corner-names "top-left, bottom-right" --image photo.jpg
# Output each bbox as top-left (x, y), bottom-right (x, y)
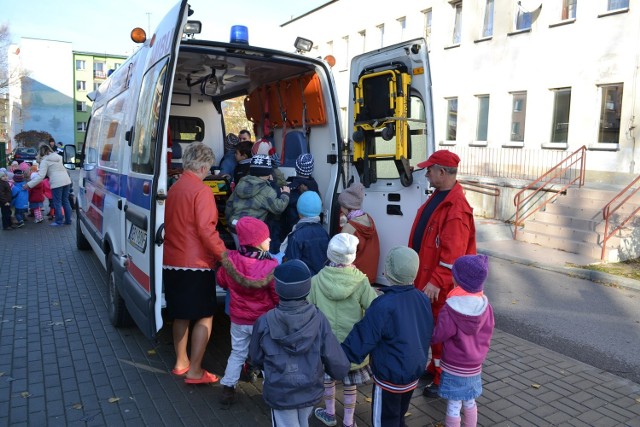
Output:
top-left (478, 247), bottom-right (640, 293)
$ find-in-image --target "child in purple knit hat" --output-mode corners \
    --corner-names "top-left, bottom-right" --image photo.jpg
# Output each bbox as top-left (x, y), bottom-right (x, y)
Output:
top-left (432, 254), bottom-right (494, 427)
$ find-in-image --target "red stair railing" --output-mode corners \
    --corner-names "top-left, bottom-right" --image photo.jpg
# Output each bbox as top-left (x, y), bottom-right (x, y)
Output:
top-left (601, 175), bottom-right (640, 260)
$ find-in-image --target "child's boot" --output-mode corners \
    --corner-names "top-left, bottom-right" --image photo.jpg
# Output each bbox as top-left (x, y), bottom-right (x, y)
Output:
top-left (445, 415), bottom-right (461, 427)
top-left (219, 385), bottom-right (236, 405)
top-left (462, 404), bottom-right (478, 427)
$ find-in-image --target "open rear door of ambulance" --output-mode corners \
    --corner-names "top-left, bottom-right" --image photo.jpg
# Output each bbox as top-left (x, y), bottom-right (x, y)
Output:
top-left (122, 0), bottom-right (188, 339)
top-left (347, 38), bottom-right (435, 285)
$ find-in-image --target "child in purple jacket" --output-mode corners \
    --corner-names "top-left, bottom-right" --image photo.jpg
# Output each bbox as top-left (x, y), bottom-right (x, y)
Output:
top-left (432, 254), bottom-right (495, 427)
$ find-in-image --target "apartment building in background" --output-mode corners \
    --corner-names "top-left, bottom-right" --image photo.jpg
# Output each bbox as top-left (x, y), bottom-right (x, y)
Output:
top-left (73, 52), bottom-right (126, 148)
top-left (280, 0), bottom-right (640, 185)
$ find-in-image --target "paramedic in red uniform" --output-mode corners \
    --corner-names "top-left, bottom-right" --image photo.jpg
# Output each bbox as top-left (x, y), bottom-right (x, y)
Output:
top-left (163, 142), bottom-right (227, 384)
top-left (407, 150), bottom-right (476, 398)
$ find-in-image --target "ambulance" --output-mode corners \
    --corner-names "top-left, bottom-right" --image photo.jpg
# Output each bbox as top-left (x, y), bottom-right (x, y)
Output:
top-left (65, 0), bottom-right (435, 339)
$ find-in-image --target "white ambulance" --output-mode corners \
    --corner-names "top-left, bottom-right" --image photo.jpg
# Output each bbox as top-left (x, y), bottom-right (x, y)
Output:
top-left (65, 0), bottom-right (435, 339)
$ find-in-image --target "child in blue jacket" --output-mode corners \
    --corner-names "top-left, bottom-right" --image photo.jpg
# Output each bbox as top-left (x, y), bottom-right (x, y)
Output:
top-left (249, 260), bottom-right (350, 427)
top-left (11, 170), bottom-right (29, 228)
top-left (341, 246), bottom-right (433, 427)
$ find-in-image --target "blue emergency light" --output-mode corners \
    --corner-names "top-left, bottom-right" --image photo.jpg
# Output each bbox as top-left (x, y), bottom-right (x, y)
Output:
top-left (230, 25), bottom-right (249, 44)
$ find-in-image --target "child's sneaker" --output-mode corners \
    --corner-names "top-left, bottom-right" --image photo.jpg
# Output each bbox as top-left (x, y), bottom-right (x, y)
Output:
top-left (35, 218), bottom-right (43, 223)
top-left (314, 408), bottom-right (337, 426)
top-left (16, 221), bottom-right (24, 228)
top-left (219, 385), bottom-right (236, 406)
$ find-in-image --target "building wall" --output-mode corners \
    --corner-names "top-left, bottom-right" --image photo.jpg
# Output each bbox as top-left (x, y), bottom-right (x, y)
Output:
top-left (9, 38), bottom-right (75, 145)
top-left (281, 0), bottom-right (640, 184)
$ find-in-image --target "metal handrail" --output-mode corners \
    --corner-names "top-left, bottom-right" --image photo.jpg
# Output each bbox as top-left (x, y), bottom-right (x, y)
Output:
top-left (601, 175), bottom-right (640, 260)
top-left (513, 145), bottom-right (587, 239)
top-left (459, 180), bottom-right (500, 219)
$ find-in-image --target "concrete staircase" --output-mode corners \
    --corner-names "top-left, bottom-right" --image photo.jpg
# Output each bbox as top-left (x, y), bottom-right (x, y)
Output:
top-left (516, 185), bottom-right (640, 262)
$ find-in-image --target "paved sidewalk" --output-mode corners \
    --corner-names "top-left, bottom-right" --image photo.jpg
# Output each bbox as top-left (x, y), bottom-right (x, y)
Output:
top-left (1, 219), bottom-right (639, 426)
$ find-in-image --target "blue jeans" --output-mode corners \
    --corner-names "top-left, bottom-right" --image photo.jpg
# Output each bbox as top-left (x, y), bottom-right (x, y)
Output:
top-left (52, 184), bottom-right (72, 225)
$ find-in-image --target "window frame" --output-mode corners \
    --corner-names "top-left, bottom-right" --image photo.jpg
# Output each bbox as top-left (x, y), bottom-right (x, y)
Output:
top-left (550, 87), bottom-right (572, 144)
top-left (562, 0), bottom-right (578, 20)
top-left (445, 97), bottom-right (458, 142)
top-left (451, 2), bottom-right (463, 45)
top-left (597, 83), bottom-right (624, 144)
top-left (475, 95), bottom-right (490, 143)
top-left (508, 91), bottom-right (527, 146)
top-left (482, 0), bottom-right (495, 38)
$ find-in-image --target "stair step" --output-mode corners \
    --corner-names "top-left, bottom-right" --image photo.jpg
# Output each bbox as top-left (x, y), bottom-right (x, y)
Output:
top-left (533, 212), bottom-right (600, 230)
top-left (517, 229), bottom-right (616, 261)
top-left (524, 220), bottom-right (622, 245)
top-left (554, 195), bottom-right (640, 211)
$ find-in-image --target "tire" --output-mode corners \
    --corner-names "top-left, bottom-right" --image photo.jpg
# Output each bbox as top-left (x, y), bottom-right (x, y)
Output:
top-left (76, 214), bottom-right (91, 251)
top-left (108, 255), bottom-right (132, 327)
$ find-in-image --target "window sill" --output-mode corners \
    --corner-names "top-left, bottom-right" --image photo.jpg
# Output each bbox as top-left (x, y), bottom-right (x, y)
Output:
top-left (444, 43), bottom-right (461, 50)
top-left (598, 8), bottom-right (629, 18)
top-left (469, 141), bottom-right (488, 147)
top-left (439, 141), bottom-right (457, 146)
top-left (541, 142), bottom-right (568, 150)
top-left (474, 36), bottom-right (492, 44)
top-left (502, 141), bottom-right (524, 148)
top-left (588, 143), bottom-right (620, 152)
top-left (549, 18), bottom-right (576, 28)
top-left (507, 28), bottom-right (531, 37)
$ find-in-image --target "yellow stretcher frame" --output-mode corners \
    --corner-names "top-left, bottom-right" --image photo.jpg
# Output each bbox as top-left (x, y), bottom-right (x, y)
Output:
top-left (352, 69), bottom-right (412, 163)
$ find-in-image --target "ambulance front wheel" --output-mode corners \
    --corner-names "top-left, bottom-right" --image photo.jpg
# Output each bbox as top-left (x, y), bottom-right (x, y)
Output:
top-left (76, 217), bottom-right (91, 251)
top-left (108, 254), bottom-right (133, 327)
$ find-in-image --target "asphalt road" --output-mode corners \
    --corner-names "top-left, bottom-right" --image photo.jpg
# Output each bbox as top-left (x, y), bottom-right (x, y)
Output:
top-left (484, 257), bottom-right (640, 384)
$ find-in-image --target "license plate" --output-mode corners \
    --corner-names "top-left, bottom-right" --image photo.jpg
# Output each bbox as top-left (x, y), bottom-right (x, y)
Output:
top-left (128, 224), bottom-right (147, 253)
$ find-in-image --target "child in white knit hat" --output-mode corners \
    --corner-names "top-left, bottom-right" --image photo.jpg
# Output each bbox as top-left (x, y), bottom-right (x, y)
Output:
top-left (308, 233), bottom-right (378, 427)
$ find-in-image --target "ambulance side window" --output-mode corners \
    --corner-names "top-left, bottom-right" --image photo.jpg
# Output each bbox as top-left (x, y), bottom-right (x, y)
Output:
top-left (98, 93), bottom-right (127, 170)
top-left (132, 58), bottom-right (169, 174)
top-left (84, 106), bottom-right (103, 167)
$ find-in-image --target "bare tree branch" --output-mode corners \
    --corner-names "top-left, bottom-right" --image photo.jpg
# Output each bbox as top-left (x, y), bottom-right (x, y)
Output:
top-left (0, 23), bottom-right (28, 94)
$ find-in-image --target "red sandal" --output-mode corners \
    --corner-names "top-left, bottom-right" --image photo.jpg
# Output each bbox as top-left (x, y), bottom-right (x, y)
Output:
top-left (184, 370), bottom-right (219, 384)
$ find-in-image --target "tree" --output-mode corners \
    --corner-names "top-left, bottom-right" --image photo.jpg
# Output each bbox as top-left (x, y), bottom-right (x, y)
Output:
top-left (0, 23), bottom-right (28, 95)
top-left (13, 130), bottom-right (53, 148)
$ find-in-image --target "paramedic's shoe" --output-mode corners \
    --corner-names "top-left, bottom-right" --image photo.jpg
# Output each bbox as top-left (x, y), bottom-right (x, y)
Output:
top-left (422, 383), bottom-right (440, 398)
top-left (219, 386), bottom-right (236, 405)
top-left (314, 408), bottom-right (337, 426)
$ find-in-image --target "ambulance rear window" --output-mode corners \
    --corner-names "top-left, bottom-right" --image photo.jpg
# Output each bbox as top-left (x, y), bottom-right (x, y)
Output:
top-left (169, 116), bottom-right (204, 143)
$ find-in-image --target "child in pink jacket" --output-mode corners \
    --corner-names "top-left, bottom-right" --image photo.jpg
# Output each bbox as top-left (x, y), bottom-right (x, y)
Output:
top-left (216, 216), bottom-right (279, 406)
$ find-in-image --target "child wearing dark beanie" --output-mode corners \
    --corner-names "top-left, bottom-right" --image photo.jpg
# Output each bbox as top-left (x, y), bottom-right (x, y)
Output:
top-left (249, 260), bottom-right (350, 427)
top-left (432, 254), bottom-right (495, 427)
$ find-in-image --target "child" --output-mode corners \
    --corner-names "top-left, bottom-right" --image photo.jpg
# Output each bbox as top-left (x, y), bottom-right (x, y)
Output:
top-left (431, 254), bottom-right (494, 427)
top-left (309, 233), bottom-right (378, 427)
top-left (28, 167), bottom-right (45, 223)
top-left (338, 182), bottom-right (380, 285)
top-left (249, 260), bottom-right (350, 427)
top-left (341, 246), bottom-right (433, 427)
top-left (225, 155), bottom-right (290, 243)
top-left (283, 153), bottom-right (320, 236)
top-left (232, 140), bottom-right (253, 186)
top-left (280, 191), bottom-right (329, 274)
top-left (219, 133), bottom-right (239, 178)
top-left (0, 171), bottom-right (12, 230)
top-left (11, 170), bottom-right (29, 228)
top-left (216, 216), bottom-right (279, 405)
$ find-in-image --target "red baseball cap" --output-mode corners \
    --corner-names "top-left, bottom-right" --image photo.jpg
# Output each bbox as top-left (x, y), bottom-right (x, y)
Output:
top-left (417, 150), bottom-right (460, 169)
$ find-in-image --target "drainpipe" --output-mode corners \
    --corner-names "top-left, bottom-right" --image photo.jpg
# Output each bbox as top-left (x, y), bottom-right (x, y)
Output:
top-left (628, 15), bottom-right (640, 174)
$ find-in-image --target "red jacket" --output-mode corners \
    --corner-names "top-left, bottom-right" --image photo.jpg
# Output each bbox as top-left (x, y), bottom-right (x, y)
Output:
top-left (163, 171), bottom-right (227, 270)
top-left (408, 182), bottom-right (476, 295)
top-left (216, 251), bottom-right (279, 325)
top-left (341, 213), bottom-right (380, 284)
top-left (28, 181), bottom-right (45, 203)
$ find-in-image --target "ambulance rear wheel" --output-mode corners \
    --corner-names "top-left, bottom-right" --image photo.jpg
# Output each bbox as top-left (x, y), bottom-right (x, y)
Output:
top-left (108, 256), bottom-right (132, 327)
top-left (76, 216), bottom-right (91, 251)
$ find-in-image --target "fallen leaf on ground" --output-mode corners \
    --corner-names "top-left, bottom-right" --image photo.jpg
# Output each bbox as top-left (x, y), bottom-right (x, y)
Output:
top-left (531, 384), bottom-right (541, 389)
top-left (72, 403), bottom-right (83, 410)
top-left (364, 397), bottom-right (372, 402)
top-left (404, 412), bottom-right (411, 417)
top-left (12, 306), bottom-right (23, 309)
top-left (108, 397), bottom-right (120, 403)
top-left (147, 349), bottom-right (156, 356)
top-left (20, 392), bottom-right (31, 398)
top-left (636, 397), bottom-right (640, 404)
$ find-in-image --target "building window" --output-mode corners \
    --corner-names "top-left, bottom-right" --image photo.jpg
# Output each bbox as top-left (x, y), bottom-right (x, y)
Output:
top-left (482, 0), bottom-right (495, 37)
top-left (551, 88), bottom-right (571, 143)
top-left (76, 101), bottom-right (87, 112)
top-left (511, 92), bottom-right (527, 142)
top-left (75, 60), bottom-right (86, 70)
top-left (76, 80), bottom-right (86, 91)
top-left (341, 36), bottom-right (349, 69)
top-left (358, 30), bottom-right (366, 53)
top-left (326, 40), bottom-right (334, 55)
top-left (377, 24), bottom-right (385, 48)
top-left (423, 9), bottom-right (432, 49)
top-left (598, 84), bottom-right (623, 143)
top-left (397, 17), bottom-right (406, 42)
top-left (562, 0), bottom-right (577, 19)
top-left (476, 95), bottom-right (490, 141)
top-left (446, 98), bottom-right (458, 141)
top-left (452, 3), bottom-right (462, 45)
top-left (515, 4), bottom-right (532, 30)
top-left (77, 121), bottom-right (88, 132)
top-left (94, 82), bottom-right (101, 91)
top-left (94, 62), bottom-right (106, 79)
top-left (608, 0), bottom-right (629, 11)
